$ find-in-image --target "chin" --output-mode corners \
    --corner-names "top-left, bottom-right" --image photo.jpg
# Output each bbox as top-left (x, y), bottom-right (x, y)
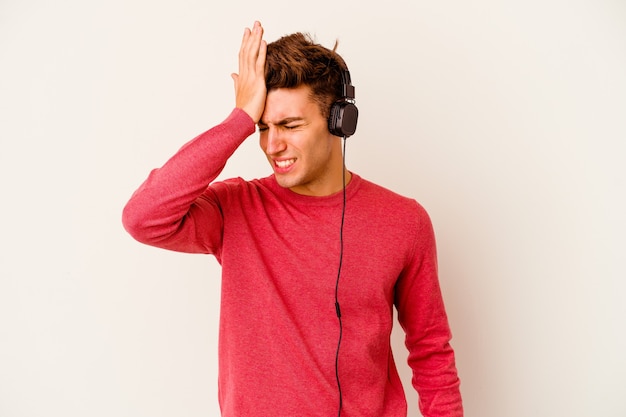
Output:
top-left (274, 175), bottom-right (297, 189)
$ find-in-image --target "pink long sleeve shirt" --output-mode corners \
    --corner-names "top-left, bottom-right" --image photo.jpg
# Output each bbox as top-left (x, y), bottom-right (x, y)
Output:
top-left (122, 109), bottom-right (462, 416)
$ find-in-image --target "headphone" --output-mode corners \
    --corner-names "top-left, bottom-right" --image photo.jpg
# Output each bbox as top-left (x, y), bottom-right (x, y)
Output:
top-left (329, 67), bottom-right (356, 417)
top-left (328, 69), bottom-right (359, 138)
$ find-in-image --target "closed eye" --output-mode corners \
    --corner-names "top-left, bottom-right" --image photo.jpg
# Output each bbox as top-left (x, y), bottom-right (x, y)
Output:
top-left (257, 118), bottom-right (306, 132)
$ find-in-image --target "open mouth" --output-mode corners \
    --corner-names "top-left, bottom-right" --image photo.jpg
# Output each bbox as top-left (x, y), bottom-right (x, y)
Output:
top-left (275, 158), bottom-right (296, 169)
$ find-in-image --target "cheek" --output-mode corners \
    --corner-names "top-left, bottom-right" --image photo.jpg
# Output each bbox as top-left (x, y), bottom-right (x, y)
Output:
top-left (301, 126), bottom-right (332, 154)
top-left (258, 133), bottom-right (267, 152)
top-left (303, 141), bottom-right (330, 169)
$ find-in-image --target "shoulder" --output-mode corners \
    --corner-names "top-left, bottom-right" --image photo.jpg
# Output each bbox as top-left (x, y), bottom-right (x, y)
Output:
top-left (207, 175), bottom-right (277, 202)
top-left (353, 175), bottom-right (429, 218)
top-left (351, 176), bottom-right (436, 248)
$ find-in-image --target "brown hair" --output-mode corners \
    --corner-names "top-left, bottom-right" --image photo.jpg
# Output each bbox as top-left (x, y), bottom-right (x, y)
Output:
top-left (265, 32), bottom-right (348, 119)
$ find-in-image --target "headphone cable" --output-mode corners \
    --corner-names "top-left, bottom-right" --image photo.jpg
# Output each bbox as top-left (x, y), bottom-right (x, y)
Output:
top-left (335, 136), bottom-right (348, 417)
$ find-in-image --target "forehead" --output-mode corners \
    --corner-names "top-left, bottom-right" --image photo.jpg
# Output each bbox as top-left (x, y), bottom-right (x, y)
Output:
top-left (261, 85), bottom-right (323, 125)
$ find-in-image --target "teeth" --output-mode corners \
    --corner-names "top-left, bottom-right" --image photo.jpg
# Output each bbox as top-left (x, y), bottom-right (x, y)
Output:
top-left (276, 159), bottom-right (295, 168)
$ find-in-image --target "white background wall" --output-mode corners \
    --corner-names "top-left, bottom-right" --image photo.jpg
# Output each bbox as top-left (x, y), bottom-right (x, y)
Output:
top-left (1, 1), bottom-right (625, 416)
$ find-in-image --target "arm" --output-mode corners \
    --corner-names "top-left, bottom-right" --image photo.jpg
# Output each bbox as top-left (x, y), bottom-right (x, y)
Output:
top-left (395, 204), bottom-right (463, 417)
top-left (122, 21), bottom-right (267, 253)
top-left (121, 109), bottom-right (255, 253)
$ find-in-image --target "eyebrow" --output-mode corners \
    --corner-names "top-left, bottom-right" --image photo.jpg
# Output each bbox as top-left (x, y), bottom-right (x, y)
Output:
top-left (258, 117), bottom-right (306, 126)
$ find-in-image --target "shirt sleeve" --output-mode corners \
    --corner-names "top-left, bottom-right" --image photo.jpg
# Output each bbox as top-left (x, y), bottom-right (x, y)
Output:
top-left (121, 108), bottom-right (256, 254)
top-left (394, 202), bottom-right (463, 417)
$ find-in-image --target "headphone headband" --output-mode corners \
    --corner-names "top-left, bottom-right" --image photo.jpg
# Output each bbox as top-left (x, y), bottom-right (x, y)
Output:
top-left (340, 69), bottom-right (355, 100)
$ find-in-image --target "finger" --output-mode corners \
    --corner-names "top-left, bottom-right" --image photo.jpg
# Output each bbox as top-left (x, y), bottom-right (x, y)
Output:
top-left (241, 22), bottom-right (264, 72)
top-left (238, 27), bottom-right (252, 74)
top-left (256, 40), bottom-right (267, 74)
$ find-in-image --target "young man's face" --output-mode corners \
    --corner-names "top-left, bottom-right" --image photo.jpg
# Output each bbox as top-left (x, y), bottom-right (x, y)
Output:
top-left (258, 85), bottom-right (346, 196)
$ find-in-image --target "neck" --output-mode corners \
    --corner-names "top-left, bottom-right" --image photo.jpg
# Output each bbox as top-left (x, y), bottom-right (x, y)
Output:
top-left (288, 167), bottom-right (351, 197)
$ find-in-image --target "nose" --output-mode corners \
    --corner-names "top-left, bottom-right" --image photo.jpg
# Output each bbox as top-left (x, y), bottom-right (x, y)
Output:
top-left (264, 127), bottom-right (287, 155)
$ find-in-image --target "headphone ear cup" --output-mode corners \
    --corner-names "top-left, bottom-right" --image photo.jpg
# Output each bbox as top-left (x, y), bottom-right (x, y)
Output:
top-left (328, 101), bottom-right (359, 138)
top-left (328, 102), bottom-right (341, 136)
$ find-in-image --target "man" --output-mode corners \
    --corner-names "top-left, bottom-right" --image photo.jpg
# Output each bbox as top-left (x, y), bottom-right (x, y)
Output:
top-left (123, 21), bottom-right (462, 417)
